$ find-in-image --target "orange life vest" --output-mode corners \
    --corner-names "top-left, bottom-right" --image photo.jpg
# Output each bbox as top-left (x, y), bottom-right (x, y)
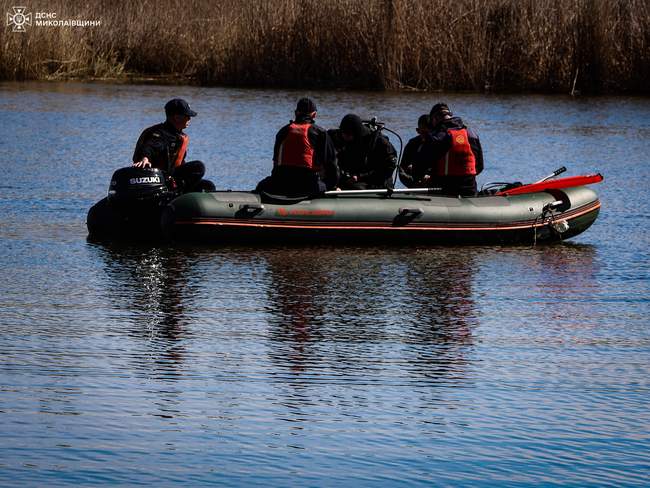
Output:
top-left (173, 134), bottom-right (189, 168)
top-left (277, 122), bottom-right (318, 170)
top-left (435, 128), bottom-right (476, 177)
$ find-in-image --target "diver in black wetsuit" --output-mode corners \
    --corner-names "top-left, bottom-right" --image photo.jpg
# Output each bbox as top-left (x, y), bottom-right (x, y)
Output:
top-left (328, 114), bottom-right (397, 190)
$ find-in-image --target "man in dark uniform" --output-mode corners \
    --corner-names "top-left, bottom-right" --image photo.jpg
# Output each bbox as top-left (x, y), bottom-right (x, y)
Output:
top-left (328, 114), bottom-right (397, 190)
top-left (399, 114), bottom-right (433, 188)
top-left (257, 97), bottom-right (338, 197)
top-left (420, 103), bottom-right (483, 196)
top-left (133, 98), bottom-right (215, 192)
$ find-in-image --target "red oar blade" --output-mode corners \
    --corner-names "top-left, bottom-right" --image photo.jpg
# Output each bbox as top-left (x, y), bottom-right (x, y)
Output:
top-left (496, 173), bottom-right (604, 196)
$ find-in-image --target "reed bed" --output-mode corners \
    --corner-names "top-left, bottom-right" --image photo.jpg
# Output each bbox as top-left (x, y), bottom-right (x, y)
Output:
top-left (1, 0), bottom-right (648, 93)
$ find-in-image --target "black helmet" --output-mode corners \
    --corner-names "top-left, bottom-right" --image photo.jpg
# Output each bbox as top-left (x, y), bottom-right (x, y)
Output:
top-left (339, 113), bottom-right (368, 139)
top-left (430, 103), bottom-right (452, 118)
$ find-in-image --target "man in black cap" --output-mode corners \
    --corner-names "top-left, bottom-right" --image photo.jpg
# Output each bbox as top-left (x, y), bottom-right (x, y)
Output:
top-left (256, 97), bottom-right (338, 197)
top-left (419, 103), bottom-right (483, 196)
top-left (132, 98), bottom-right (214, 192)
top-left (328, 114), bottom-right (397, 190)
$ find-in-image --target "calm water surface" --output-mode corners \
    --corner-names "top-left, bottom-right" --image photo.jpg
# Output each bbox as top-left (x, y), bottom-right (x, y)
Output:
top-left (0, 82), bottom-right (649, 486)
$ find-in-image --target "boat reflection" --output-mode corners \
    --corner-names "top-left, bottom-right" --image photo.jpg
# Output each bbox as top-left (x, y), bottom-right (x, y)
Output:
top-left (508, 243), bottom-right (600, 328)
top-left (91, 243), bottom-right (194, 377)
top-left (262, 246), bottom-right (478, 380)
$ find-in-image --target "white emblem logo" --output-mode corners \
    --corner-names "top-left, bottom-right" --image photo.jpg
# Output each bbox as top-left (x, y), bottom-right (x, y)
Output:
top-left (6, 6), bottom-right (32, 32)
top-left (129, 176), bottom-right (162, 185)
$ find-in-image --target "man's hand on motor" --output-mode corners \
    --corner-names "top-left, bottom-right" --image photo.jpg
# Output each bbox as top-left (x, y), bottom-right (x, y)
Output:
top-left (133, 157), bottom-right (151, 168)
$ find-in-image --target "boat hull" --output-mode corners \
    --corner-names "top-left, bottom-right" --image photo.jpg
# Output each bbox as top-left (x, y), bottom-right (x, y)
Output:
top-left (161, 186), bottom-right (601, 245)
top-left (87, 197), bottom-right (166, 241)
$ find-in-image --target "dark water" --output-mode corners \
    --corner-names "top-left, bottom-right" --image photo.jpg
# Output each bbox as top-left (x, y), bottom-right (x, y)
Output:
top-left (1, 82), bottom-right (649, 486)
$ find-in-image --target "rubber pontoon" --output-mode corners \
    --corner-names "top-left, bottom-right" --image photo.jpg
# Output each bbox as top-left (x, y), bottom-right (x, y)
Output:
top-left (159, 185), bottom-right (601, 245)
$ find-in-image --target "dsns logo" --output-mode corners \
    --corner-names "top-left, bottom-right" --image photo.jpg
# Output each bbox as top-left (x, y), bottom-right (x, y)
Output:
top-left (6, 6), bottom-right (32, 32)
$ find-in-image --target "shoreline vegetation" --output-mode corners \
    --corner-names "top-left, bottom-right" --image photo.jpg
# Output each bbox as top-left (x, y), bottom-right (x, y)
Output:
top-left (1, 0), bottom-right (648, 94)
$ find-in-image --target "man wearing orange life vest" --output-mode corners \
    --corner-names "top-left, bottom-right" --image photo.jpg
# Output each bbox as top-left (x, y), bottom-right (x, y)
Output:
top-left (257, 97), bottom-right (338, 196)
top-left (421, 103), bottom-right (484, 196)
top-left (132, 98), bottom-right (214, 192)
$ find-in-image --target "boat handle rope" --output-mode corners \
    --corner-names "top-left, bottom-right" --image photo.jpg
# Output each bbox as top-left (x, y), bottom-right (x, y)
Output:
top-left (238, 203), bottom-right (265, 216)
top-left (398, 207), bottom-right (423, 216)
top-left (533, 200), bottom-right (566, 246)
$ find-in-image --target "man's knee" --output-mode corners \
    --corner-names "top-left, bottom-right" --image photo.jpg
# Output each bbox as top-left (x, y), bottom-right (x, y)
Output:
top-left (196, 179), bottom-right (216, 192)
top-left (181, 160), bottom-right (205, 178)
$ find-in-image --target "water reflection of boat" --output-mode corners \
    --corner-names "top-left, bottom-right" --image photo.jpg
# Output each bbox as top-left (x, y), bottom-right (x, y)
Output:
top-left (263, 247), bottom-right (477, 381)
top-left (480, 243), bottom-right (601, 328)
top-left (92, 243), bottom-right (193, 378)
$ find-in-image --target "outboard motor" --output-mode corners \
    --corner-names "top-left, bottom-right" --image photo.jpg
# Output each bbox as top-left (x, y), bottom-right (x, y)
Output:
top-left (87, 167), bottom-right (174, 241)
top-left (107, 167), bottom-right (171, 212)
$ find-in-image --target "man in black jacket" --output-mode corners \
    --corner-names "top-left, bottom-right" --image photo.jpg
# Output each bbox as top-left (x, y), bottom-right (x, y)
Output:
top-left (419, 103), bottom-right (484, 196)
top-left (328, 114), bottom-right (397, 190)
top-left (399, 114), bottom-right (433, 188)
top-left (257, 98), bottom-right (338, 196)
top-left (133, 98), bottom-right (214, 192)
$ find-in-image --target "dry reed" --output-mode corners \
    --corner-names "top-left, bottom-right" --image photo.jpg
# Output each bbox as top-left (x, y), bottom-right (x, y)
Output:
top-left (1, 0), bottom-right (648, 93)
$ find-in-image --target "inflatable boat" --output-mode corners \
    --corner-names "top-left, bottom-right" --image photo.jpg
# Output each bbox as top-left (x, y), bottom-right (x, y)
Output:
top-left (87, 167), bottom-right (602, 245)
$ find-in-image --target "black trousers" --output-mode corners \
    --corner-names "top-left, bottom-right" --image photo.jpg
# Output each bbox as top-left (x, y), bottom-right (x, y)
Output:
top-left (256, 167), bottom-right (325, 197)
top-left (339, 173), bottom-right (394, 191)
top-left (172, 161), bottom-right (215, 192)
top-left (438, 176), bottom-right (477, 196)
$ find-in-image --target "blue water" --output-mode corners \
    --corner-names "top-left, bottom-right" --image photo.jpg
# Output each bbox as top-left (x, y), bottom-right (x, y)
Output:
top-left (0, 82), bottom-right (649, 486)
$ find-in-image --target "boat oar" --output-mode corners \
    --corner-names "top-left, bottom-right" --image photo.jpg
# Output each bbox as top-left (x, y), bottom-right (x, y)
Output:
top-left (324, 188), bottom-right (441, 196)
top-left (534, 166), bottom-right (566, 184)
top-left (496, 173), bottom-right (603, 196)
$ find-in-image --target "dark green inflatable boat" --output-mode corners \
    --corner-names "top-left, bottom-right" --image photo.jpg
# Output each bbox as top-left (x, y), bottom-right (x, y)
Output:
top-left (160, 185), bottom-right (601, 245)
top-left (87, 167), bottom-right (601, 244)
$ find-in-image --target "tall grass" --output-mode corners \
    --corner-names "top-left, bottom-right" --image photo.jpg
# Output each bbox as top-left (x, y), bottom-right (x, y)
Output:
top-left (1, 0), bottom-right (648, 93)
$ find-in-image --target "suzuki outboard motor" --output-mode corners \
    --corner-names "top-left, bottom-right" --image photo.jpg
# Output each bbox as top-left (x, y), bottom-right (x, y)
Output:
top-left (107, 167), bottom-right (171, 211)
top-left (87, 167), bottom-right (172, 240)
